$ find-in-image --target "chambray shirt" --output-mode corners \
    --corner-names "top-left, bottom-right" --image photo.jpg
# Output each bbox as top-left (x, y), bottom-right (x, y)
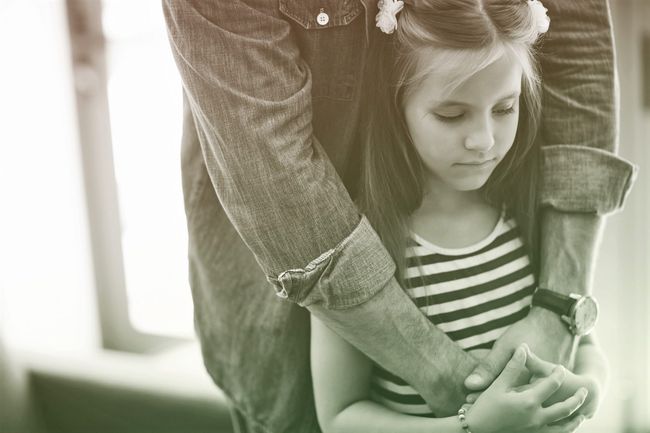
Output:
top-left (163, 1), bottom-right (637, 432)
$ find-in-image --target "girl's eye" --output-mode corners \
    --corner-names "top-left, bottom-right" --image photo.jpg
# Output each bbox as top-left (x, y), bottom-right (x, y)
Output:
top-left (494, 106), bottom-right (516, 116)
top-left (434, 113), bottom-right (464, 122)
top-left (432, 105), bottom-right (516, 122)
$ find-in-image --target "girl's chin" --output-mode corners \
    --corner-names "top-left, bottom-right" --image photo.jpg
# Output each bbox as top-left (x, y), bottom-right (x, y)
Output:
top-left (446, 175), bottom-right (491, 192)
top-left (425, 171), bottom-right (492, 193)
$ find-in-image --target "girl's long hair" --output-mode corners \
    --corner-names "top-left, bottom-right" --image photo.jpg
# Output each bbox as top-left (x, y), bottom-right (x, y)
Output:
top-left (356, 0), bottom-right (544, 288)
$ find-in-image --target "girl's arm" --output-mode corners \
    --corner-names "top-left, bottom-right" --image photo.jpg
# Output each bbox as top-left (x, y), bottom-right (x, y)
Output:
top-left (311, 316), bottom-right (587, 433)
top-left (310, 315), bottom-right (462, 433)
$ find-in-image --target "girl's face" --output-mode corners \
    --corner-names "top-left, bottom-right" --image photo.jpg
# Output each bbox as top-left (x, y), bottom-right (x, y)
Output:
top-left (402, 53), bottom-right (523, 194)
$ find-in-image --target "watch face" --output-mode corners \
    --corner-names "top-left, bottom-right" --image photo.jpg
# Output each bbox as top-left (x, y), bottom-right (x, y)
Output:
top-left (572, 296), bottom-right (599, 336)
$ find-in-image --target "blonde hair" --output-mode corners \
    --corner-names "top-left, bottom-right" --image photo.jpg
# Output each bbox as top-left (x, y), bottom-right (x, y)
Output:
top-left (357, 0), bottom-right (545, 287)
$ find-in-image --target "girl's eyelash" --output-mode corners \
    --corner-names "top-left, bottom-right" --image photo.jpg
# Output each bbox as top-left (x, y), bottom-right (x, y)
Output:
top-left (495, 106), bottom-right (516, 115)
top-left (434, 106), bottom-right (516, 122)
top-left (434, 113), bottom-right (463, 122)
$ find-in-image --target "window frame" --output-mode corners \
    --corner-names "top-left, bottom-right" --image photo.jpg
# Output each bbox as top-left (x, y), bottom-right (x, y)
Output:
top-left (64, 0), bottom-right (187, 353)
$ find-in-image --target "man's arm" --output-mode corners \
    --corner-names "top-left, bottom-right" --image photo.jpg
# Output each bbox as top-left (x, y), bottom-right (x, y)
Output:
top-left (533, 0), bottom-right (636, 361)
top-left (163, 0), bottom-right (473, 414)
top-left (536, 0), bottom-right (636, 301)
top-left (466, 0), bottom-right (637, 390)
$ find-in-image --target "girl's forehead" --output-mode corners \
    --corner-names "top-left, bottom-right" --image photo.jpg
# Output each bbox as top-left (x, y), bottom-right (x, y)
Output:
top-left (410, 51), bottom-right (524, 106)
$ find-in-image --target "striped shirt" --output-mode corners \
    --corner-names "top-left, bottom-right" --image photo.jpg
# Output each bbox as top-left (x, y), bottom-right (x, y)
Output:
top-left (370, 210), bottom-right (536, 417)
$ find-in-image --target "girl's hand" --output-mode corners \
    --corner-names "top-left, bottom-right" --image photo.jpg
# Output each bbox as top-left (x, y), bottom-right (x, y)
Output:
top-left (466, 344), bottom-right (588, 433)
top-left (467, 347), bottom-right (602, 421)
top-left (523, 348), bottom-right (602, 420)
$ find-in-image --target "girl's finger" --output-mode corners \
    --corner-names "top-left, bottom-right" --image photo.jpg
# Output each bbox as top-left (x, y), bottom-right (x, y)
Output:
top-left (525, 365), bottom-right (566, 402)
top-left (465, 392), bottom-right (480, 403)
top-left (493, 344), bottom-right (528, 389)
top-left (541, 387), bottom-right (589, 423)
top-left (545, 414), bottom-right (586, 433)
top-left (524, 346), bottom-right (557, 377)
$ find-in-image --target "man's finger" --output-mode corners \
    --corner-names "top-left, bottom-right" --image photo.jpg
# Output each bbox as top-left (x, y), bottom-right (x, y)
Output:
top-left (468, 348), bottom-right (490, 360)
top-left (524, 365), bottom-right (566, 402)
top-left (464, 345), bottom-right (515, 391)
top-left (541, 387), bottom-right (589, 424)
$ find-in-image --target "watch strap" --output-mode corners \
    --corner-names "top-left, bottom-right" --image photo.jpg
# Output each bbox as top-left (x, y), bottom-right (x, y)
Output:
top-left (531, 288), bottom-right (574, 317)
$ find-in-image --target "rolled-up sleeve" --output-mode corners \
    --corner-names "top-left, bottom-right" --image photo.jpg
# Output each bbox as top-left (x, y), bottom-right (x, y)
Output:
top-left (163, 0), bottom-right (395, 307)
top-left (538, 0), bottom-right (638, 214)
top-left (269, 215), bottom-right (397, 308)
top-left (540, 145), bottom-right (637, 214)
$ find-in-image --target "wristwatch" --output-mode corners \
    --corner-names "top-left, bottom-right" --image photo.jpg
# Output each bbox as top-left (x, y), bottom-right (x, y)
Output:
top-left (531, 288), bottom-right (599, 336)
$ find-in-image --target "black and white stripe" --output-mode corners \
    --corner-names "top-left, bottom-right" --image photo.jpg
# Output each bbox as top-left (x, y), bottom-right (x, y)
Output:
top-left (370, 214), bottom-right (536, 416)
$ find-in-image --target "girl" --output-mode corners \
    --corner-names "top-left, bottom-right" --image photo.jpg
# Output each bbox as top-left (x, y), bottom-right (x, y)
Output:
top-left (310, 0), bottom-right (608, 432)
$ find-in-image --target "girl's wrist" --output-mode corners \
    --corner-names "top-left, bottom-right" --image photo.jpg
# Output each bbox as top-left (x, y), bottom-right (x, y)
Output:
top-left (457, 405), bottom-right (479, 433)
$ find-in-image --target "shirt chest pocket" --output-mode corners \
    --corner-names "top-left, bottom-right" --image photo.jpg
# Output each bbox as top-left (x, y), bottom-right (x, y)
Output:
top-left (279, 0), bottom-right (365, 101)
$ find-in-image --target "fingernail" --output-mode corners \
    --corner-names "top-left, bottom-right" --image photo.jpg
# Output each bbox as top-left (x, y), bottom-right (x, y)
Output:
top-left (466, 374), bottom-right (481, 385)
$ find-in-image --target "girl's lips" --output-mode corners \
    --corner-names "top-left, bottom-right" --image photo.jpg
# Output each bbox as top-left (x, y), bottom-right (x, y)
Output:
top-left (455, 158), bottom-right (497, 166)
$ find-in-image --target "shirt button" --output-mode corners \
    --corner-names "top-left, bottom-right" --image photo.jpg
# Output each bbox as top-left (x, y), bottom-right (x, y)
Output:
top-left (316, 10), bottom-right (329, 26)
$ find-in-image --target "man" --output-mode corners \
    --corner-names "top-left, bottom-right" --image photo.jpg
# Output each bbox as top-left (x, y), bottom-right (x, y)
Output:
top-left (163, 1), bottom-right (636, 432)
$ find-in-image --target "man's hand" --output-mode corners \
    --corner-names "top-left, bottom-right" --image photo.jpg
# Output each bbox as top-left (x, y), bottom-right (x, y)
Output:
top-left (464, 306), bottom-right (575, 391)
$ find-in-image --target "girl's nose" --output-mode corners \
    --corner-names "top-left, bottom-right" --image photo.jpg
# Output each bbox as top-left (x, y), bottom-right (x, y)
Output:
top-left (464, 122), bottom-right (495, 152)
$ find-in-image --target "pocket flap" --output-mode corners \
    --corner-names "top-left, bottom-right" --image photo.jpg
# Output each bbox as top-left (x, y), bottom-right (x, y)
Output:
top-left (279, 0), bottom-right (363, 29)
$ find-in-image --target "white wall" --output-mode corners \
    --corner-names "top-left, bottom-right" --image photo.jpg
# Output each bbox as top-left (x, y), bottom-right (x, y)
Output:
top-left (589, 1), bottom-right (650, 431)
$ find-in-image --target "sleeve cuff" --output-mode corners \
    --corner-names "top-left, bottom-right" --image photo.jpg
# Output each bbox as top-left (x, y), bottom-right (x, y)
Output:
top-left (267, 215), bottom-right (397, 309)
top-left (540, 145), bottom-right (638, 215)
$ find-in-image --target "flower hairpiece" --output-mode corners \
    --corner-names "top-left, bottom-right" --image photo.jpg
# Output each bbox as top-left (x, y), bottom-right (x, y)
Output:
top-left (527, 0), bottom-right (550, 34)
top-left (375, 0), bottom-right (404, 34)
top-left (375, 0), bottom-right (550, 36)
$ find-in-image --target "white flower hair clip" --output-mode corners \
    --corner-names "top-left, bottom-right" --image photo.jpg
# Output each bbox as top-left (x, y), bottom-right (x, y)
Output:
top-left (375, 0), bottom-right (405, 35)
top-left (528, 0), bottom-right (550, 34)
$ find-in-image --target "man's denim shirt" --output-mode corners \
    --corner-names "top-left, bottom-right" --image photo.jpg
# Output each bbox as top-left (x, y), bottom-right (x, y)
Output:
top-left (163, 1), bottom-right (637, 432)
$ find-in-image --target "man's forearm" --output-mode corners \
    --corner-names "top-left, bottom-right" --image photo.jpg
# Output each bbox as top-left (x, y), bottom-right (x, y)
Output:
top-left (533, 208), bottom-right (604, 367)
top-left (538, 208), bottom-right (604, 296)
top-left (307, 277), bottom-right (476, 416)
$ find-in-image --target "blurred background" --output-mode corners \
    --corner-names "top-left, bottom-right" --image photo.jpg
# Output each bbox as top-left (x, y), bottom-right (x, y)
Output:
top-left (0, 0), bottom-right (647, 432)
